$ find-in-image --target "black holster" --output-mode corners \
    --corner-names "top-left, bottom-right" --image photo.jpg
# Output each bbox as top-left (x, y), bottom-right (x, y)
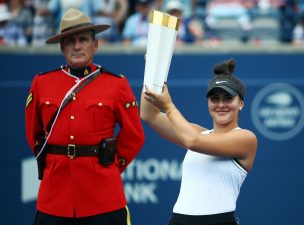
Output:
top-left (34, 139), bottom-right (47, 180)
top-left (99, 138), bottom-right (116, 166)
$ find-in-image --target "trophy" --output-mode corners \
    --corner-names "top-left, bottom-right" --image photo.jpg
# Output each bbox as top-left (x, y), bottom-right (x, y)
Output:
top-left (144, 10), bottom-right (180, 93)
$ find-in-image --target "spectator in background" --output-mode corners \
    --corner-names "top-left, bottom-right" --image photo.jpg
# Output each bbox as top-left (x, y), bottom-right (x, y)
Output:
top-left (0, 3), bottom-right (11, 45)
top-left (122, 0), bottom-right (151, 46)
top-left (292, 13), bottom-right (304, 45)
top-left (157, 0), bottom-right (193, 18)
top-left (243, 0), bottom-right (284, 22)
top-left (204, 0), bottom-right (253, 42)
top-left (192, 0), bottom-right (209, 22)
top-left (32, 0), bottom-right (54, 46)
top-left (255, 0), bottom-right (283, 16)
top-left (153, 0), bottom-right (163, 11)
top-left (9, 0), bottom-right (33, 44)
top-left (241, 0), bottom-right (258, 18)
top-left (0, 3), bottom-right (27, 46)
top-left (279, 0), bottom-right (300, 43)
top-left (93, 0), bottom-right (129, 43)
top-left (165, 0), bottom-right (204, 45)
top-left (35, 0), bottom-right (102, 37)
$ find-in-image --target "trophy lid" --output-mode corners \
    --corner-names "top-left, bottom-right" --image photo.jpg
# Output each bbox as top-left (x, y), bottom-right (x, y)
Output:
top-left (150, 10), bottom-right (180, 31)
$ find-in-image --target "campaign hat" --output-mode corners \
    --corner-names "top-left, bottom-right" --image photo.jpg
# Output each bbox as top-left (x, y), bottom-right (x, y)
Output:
top-left (46, 8), bottom-right (110, 44)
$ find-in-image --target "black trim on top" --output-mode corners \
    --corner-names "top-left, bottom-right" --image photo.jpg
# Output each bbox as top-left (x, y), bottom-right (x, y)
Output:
top-left (233, 157), bottom-right (247, 172)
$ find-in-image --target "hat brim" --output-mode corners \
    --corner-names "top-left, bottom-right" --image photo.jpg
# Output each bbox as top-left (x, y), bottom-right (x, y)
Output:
top-left (206, 86), bottom-right (238, 97)
top-left (46, 24), bottom-right (110, 44)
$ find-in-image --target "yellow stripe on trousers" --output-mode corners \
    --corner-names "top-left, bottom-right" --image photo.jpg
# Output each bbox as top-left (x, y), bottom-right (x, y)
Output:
top-left (125, 205), bottom-right (131, 225)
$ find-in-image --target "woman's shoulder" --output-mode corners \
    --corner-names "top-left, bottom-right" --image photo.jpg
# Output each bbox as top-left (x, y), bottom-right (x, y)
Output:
top-left (232, 128), bottom-right (258, 147)
top-left (234, 128), bottom-right (257, 138)
top-left (233, 128), bottom-right (257, 171)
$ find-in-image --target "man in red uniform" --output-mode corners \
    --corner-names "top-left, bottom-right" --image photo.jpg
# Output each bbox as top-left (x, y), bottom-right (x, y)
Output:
top-left (25, 8), bottom-right (145, 225)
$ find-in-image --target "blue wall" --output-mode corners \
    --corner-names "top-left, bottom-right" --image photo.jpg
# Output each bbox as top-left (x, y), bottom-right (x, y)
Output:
top-left (0, 51), bottom-right (303, 225)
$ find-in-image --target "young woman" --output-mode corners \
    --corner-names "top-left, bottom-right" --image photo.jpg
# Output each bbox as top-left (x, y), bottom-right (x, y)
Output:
top-left (140, 59), bottom-right (257, 225)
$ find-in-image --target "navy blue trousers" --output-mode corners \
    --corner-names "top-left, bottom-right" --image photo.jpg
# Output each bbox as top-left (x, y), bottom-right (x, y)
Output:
top-left (33, 207), bottom-right (129, 225)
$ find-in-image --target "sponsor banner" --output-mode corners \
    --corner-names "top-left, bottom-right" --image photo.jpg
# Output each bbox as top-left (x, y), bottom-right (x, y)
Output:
top-left (251, 83), bottom-right (304, 141)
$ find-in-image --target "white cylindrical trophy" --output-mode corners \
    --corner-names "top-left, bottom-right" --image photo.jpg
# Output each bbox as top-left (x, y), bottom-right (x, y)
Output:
top-left (144, 10), bottom-right (180, 93)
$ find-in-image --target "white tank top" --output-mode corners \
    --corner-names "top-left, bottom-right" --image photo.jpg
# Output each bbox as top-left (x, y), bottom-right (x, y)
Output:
top-left (173, 129), bottom-right (247, 215)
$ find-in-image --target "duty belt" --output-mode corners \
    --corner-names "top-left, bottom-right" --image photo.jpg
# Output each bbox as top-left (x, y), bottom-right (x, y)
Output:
top-left (47, 144), bottom-right (99, 159)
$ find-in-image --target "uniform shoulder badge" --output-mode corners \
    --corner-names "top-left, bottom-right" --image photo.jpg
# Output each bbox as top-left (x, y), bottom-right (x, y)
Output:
top-left (26, 92), bottom-right (33, 108)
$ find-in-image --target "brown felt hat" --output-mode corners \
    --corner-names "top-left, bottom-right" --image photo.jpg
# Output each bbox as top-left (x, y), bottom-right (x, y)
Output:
top-left (46, 8), bottom-right (110, 44)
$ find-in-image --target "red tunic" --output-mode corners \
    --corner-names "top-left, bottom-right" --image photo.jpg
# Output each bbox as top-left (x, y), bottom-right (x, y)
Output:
top-left (25, 64), bottom-right (145, 217)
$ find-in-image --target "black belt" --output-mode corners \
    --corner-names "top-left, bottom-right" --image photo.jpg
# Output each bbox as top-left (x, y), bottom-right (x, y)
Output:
top-left (47, 144), bottom-right (99, 159)
top-left (170, 211), bottom-right (236, 224)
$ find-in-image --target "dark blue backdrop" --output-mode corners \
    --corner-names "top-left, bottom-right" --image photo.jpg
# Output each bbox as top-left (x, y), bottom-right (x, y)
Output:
top-left (0, 50), bottom-right (303, 225)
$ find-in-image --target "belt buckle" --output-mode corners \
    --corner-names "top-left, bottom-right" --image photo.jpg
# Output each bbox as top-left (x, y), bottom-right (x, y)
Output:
top-left (67, 144), bottom-right (76, 159)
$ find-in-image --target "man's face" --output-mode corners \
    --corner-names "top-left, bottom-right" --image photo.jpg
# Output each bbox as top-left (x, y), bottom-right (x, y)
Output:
top-left (61, 30), bottom-right (98, 68)
top-left (137, 3), bottom-right (150, 17)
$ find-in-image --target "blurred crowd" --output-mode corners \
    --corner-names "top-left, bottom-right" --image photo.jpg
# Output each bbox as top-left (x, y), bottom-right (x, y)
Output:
top-left (1, 0), bottom-right (304, 47)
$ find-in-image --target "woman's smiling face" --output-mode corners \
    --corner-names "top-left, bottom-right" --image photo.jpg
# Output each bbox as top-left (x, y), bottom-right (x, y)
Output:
top-left (208, 88), bottom-right (243, 127)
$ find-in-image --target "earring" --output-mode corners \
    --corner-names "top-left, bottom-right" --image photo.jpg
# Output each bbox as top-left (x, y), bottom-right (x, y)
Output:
top-left (239, 107), bottom-right (242, 111)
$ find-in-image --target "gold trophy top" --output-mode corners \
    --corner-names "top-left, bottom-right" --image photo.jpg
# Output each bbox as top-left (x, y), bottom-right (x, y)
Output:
top-left (150, 10), bottom-right (180, 31)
